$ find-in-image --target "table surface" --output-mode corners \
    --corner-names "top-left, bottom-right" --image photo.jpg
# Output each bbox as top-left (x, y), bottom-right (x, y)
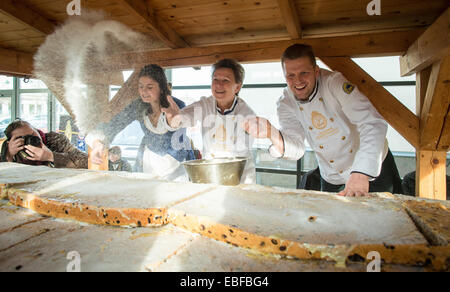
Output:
top-left (0, 163), bottom-right (448, 272)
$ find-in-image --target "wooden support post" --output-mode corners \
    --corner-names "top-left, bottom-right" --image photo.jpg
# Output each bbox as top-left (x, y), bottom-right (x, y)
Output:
top-left (86, 84), bottom-right (110, 124)
top-left (415, 58), bottom-right (449, 201)
top-left (420, 56), bottom-right (450, 150)
top-left (416, 151), bottom-right (447, 201)
top-left (415, 67), bottom-right (432, 116)
top-left (102, 71), bottom-right (140, 123)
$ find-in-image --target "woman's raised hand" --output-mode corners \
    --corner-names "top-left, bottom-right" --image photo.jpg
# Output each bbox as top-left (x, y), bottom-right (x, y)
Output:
top-left (162, 95), bottom-right (182, 128)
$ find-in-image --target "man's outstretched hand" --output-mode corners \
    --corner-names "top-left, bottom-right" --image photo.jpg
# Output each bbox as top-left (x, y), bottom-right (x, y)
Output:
top-left (338, 173), bottom-right (370, 197)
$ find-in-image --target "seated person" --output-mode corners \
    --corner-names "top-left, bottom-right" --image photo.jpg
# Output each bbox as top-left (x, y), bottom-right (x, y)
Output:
top-left (0, 119), bottom-right (88, 168)
top-left (108, 146), bottom-right (132, 172)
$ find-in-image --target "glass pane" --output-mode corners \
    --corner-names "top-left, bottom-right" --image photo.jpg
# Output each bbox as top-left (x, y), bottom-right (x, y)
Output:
top-left (172, 89), bottom-right (211, 106)
top-left (256, 172), bottom-right (297, 189)
top-left (240, 87), bottom-right (314, 149)
top-left (20, 78), bottom-right (48, 89)
top-left (253, 149), bottom-right (297, 171)
top-left (385, 86), bottom-right (415, 113)
top-left (111, 121), bottom-right (144, 146)
top-left (352, 57), bottom-right (415, 82)
top-left (172, 66), bottom-right (212, 86)
top-left (110, 87), bottom-right (120, 100)
top-left (302, 150), bottom-right (319, 173)
top-left (54, 99), bottom-right (70, 132)
top-left (110, 121), bottom-right (145, 168)
top-left (19, 93), bottom-right (48, 132)
top-left (0, 76), bottom-right (13, 90)
top-left (242, 62), bottom-right (285, 84)
top-left (0, 96), bottom-right (12, 138)
top-left (240, 87), bottom-right (283, 128)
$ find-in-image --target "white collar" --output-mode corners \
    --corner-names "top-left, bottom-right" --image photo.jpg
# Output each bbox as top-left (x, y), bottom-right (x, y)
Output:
top-left (295, 80), bottom-right (320, 105)
top-left (215, 96), bottom-right (239, 115)
top-left (143, 112), bottom-right (168, 135)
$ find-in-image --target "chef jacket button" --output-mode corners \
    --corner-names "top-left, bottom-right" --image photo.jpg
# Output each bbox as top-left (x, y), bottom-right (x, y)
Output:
top-left (339, 170), bottom-right (343, 174)
top-left (350, 149), bottom-right (353, 153)
top-left (300, 107), bottom-right (304, 111)
top-left (319, 145), bottom-right (324, 149)
top-left (309, 126), bottom-right (313, 131)
top-left (342, 136), bottom-right (346, 140)
top-left (330, 160), bottom-right (335, 163)
top-left (319, 98), bottom-right (324, 102)
top-left (330, 118), bottom-right (334, 122)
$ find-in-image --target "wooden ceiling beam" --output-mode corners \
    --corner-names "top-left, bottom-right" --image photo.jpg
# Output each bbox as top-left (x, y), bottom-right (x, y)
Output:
top-left (107, 29), bottom-right (423, 70)
top-left (116, 0), bottom-right (189, 49)
top-left (320, 56), bottom-right (420, 149)
top-left (277, 0), bottom-right (302, 39)
top-left (400, 8), bottom-right (450, 76)
top-left (0, 47), bottom-right (34, 76)
top-left (420, 55), bottom-right (450, 151)
top-left (0, 0), bottom-right (56, 35)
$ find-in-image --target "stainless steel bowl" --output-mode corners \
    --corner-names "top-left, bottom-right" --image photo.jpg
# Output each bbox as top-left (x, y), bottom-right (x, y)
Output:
top-left (182, 157), bottom-right (248, 186)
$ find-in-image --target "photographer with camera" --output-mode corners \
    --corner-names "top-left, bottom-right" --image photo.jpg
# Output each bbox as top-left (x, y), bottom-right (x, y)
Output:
top-left (1, 119), bottom-right (88, 169)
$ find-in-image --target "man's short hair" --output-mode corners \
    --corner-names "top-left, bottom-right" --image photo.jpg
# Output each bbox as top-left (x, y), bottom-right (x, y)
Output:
top-left (281, 44), bottom-right (317, 67)
top-left (4, 119), bottom-right (32, 141)
top-left (109, 146), bottom-right (122, 157)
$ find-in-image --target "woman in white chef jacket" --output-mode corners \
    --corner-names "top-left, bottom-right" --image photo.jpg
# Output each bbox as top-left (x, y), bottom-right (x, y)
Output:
top-left (163, 59), bottom-right (257, 184)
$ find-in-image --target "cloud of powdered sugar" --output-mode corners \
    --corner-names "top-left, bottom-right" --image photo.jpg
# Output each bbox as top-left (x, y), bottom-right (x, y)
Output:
top-left (34, 10), bottom-right (158, 135)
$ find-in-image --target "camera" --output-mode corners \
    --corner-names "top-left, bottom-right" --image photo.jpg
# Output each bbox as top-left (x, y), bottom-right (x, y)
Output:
top-left (17, 135), bottom-right (42, 160)
top-left (21, 135), bottom-right (42, 147)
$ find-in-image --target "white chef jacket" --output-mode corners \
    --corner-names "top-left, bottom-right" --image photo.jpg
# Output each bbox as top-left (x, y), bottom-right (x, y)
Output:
top-left (173, 95), bottom-right (256, 184)
top-left (271, 68), bottom-right (388, 185)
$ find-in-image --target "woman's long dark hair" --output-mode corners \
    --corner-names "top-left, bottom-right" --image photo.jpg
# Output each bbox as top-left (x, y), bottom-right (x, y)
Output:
top-left (138, 64), bottom-right (170, 115)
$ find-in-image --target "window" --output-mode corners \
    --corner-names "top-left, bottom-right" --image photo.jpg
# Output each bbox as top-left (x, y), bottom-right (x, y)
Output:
top-left (0, 76), bottom-right (13, 90)
top-left (20, 78), bottom-right (48, 90)
top-left (352, 57), bottom-right (415, 82)
top-left (54, 99), bottom-right (70, 132)
top-left (0, 96), bottom-right (11, 138)
top-left (19, 93), bottom-right (48, 132)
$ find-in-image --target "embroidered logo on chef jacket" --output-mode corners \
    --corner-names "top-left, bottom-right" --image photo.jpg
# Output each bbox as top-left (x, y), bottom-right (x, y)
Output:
top-left (210, 116), bottom-right (237, 153)
top-left (343, 83), bottom-right (355, 94)
top-left (310, 110), bottom-right (340, 140)
top-left (213, 125), bottom-right (227, 142)
top-left (311, 111), bottom-right (328, 130)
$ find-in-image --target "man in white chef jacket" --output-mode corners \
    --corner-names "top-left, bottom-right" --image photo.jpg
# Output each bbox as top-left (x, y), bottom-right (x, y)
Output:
top-left (244, 44), bottom-right (402, 197)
